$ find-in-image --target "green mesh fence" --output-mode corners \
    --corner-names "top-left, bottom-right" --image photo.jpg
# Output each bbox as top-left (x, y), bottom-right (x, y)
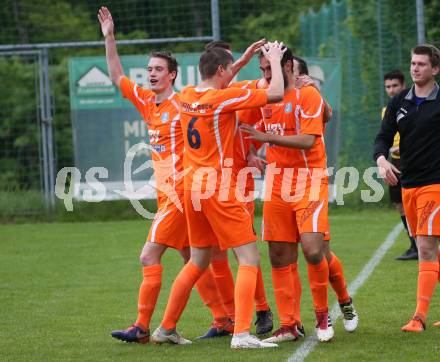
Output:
top-left (299, 0), bottom-right (417, 170)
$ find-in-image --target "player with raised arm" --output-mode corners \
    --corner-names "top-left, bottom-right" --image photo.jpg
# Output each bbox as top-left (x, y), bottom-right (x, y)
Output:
top-left (241, 48), bottom-right (334, 342)
top-left (151, 42), bottom-right (285, 349)
top-left (248, 54), bottom-right (358, 337)
top-left (98, 6), bottom-right (231, 344)
top-left (374, 44), bottom-right (440, 332)
top-left (195, 40), bottom-right (274, 339)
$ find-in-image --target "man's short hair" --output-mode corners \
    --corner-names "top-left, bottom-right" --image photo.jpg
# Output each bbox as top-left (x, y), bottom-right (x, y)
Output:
top-left (149, 51), bottom-right (178, 84)
top-left (205, 40), bottom-right (232, 52)
top-left (281, 47), bottom-right (294, 68)
top-left (199, 47), bottom-right (234, 80)
top-left (291, 55), bottom-right (308, 75)
top-left (412, 44), bottom-right (440, 68)
top-left (383, 69), bottom-right (405, 84)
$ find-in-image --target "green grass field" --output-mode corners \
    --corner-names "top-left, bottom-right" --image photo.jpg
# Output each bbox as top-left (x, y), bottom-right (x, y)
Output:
top-left (1, 209), bottom-right (440, 361)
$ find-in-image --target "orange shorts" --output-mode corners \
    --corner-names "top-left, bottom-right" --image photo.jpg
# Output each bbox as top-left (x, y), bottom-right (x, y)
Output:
top-left (236, 178), bottom-right (255, 221)
top-left (402, 184), bottom-right (440, 237)
top-left (289, 227), bottom-right (330, 243)
top-left (244, 200), bottom-right (255, 220)
top-left (184, 189), bottom-right (257, 250)
top-left (146, 195), bottom-right (189, 250)
top-left (262, 183), bottom-right (328, 243)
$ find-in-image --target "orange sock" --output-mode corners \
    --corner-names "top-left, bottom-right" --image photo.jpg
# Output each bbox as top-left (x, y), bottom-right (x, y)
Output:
top-left (135, 264), bottom-right (162, 331)
top-left (415, 261), bottom-right (439, 321)
top-left (307, 257), bottom-right (329, 312)
top-left (291, 262), bottom-right (302, 325)
top-left (234, 265), bottom-right (258, 334)
top-left (328, 252), bottom-right (351, 304)
top-left (195, 267), bottom-right (228, 323)
top-left (272, 265), bottom-right (295, 327)
top-left (211, 259), bottom-right (235, 320)
top-left (161, 261), bottom-right (203, 330)
top-left (254, 265), bottom-right (270, 312)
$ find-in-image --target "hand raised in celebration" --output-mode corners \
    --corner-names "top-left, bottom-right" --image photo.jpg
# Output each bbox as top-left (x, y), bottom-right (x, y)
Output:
top-left (241, 38), bottom-right (267, 62)
top-left (98, 6), bottom-right (114, 38)
top-left (261, 40), bottom-right (287, 62)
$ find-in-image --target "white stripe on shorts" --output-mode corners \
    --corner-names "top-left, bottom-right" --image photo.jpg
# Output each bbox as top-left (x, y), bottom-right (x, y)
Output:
top-left (150, 210), bottom-right (171, 243)
top-left (428, 205), bottom-right (440, 236)
top-left (312, 201), bottom-right (324, 233)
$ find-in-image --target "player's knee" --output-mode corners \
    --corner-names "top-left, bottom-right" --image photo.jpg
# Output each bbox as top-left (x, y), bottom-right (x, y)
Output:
top-left (269, 249), bottom-right (291, 267)
top-left (190, 257), bottom-right (210, 270)
top-left (417, 244), bottom-right (436, 261)
top-left (232, 241), bottom-right (260, 266)
top-left (303, 249), bottom-right (323, 265)
top-left (140, 253), bottom-right (158, 266)
top-left (236, 248), bottom-right (260, 266)
top-left (140, 249), bottom-right (162, 266)
top-left (236, 252), bottom-right (260, 266)
top-left (190, 247), bottom-right (212, 269)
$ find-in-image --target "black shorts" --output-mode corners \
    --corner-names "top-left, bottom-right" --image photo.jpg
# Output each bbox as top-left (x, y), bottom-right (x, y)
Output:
top-left (389, 157), bottom-right (402, 203)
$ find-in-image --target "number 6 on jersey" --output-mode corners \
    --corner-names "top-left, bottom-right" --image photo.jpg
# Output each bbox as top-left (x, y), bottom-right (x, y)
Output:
top-left (187, 117), bottom-right (201, 149)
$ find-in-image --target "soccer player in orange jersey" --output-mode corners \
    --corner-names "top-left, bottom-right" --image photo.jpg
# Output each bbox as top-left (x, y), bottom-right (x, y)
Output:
top-left (241, 47), bottom-right (334, 342)
top-left (243, 54), bottom-right (359, 338)
top-left (193, 41), bottom-right (274, 339)
top-left (151, 42), bottom-right (285, 349)
top-left (289, 56), bottom-right (358, 334)
top-left (375, 44), bottom-right (440, 332)
top-left (98, 7), bottom-right (231, 344)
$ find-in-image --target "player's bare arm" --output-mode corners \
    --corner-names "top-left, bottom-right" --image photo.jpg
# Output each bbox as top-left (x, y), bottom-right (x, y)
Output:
top-left (231, 39), bottom-right (267, 77)
top-left (376, 155), bottom-right (400, 186)
top-left (256, 77), bottom-right (269, 89)
top-left (240, 123), bottom-right (316, 150)
top-left (98, 6), bottom-right (124, 88)
top-left (262, 41), bottom-right (286, 103)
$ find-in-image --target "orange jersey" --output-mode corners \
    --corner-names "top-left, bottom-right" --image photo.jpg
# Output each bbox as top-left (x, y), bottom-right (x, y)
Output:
top-left (235, 79), bottom-right (266, 153)
top-left (120, 76), bottom-right (184, 198)
top-left (232, 79), bottom-right (264, 127)
top-left (229, 79), bottom-right (260, 89)
top-left (262, 86), bottom-right (327, 191)
top-left (230, 80), bottom-right (264, 192)
top-left (179, 86), bottom-right (267, 192)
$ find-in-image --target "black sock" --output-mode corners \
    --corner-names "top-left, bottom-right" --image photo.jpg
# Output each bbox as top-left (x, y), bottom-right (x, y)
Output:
top-left (409, 236), bottom-right (418, 251)
top-left (400, 215), bottom-right (408, 231)
top-left (401, 215), bottom-right (417, 251)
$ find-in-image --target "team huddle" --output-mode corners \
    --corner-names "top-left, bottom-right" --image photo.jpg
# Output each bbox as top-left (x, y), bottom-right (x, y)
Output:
top-left (98, 6), bottom-right (371, 349)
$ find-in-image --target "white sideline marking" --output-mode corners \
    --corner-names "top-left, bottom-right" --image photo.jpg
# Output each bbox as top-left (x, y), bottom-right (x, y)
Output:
top-left (287, 222), bottom-right (404, 362)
